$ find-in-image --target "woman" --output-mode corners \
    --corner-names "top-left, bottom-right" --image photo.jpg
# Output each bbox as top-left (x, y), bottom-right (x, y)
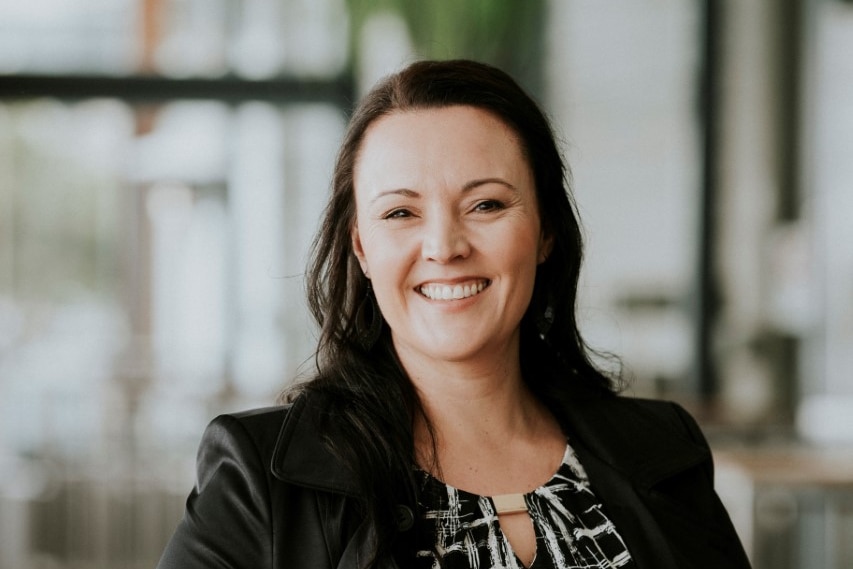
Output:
top-left (157, 60), bottom-right (751, 569)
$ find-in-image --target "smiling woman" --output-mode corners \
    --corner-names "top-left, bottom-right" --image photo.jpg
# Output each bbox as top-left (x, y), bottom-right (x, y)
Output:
top-left (156, 60), bottom-right (752, 569)
top-left (351, 106), bottom-right (549, 371)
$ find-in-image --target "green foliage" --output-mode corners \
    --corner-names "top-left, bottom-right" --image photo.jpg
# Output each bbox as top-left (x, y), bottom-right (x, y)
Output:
top-left (347, 0), bottom-right (546, 94)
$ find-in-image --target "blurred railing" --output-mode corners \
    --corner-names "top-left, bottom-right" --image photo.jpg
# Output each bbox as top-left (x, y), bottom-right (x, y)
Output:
top-left (1, 452), bottom-right (191, 569)
top-left (716, 446), bottom-right (853, 569)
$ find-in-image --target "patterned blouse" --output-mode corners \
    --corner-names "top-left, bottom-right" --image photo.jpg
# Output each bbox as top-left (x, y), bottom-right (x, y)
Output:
top-left (414, 442), bottom-right (637, 569)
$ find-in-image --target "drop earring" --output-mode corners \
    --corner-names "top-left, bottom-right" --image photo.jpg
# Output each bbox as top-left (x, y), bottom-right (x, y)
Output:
top-left (536, 295), bottom-right (555, 341)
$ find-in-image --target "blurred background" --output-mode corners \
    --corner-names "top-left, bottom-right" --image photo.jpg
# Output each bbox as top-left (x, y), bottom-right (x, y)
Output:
top-left (0, 0), bottom-right (851, 567)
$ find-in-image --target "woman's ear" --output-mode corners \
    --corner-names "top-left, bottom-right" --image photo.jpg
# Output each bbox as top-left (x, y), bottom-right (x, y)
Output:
top-left (351, 226), bottom-right (370, 278)
top-left (538, 231), bottom-right (554, 264)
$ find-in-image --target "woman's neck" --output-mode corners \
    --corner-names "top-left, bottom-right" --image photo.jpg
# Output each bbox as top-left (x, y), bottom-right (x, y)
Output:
top-left (407, 359), bottom-right (565, 497)
top-left (397, 340), bottom-right (559, 475)
top-left (414, 371), bottom-right (536, 440)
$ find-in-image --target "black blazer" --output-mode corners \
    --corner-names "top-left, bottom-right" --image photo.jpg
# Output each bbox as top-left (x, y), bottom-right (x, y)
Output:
top-left (157, 391), bottom-right (752, 569)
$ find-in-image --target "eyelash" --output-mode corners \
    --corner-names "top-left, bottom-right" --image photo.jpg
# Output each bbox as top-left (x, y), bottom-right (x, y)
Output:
top-left (382, 208), bottom-right (413, 219)
top-left (381, 200), bottom-right (505, 220)
top-left (473, 200), bottom-right (504, 212)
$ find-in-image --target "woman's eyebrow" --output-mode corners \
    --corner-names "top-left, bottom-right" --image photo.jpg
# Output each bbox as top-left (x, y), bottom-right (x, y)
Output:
top-left (370, 178), bottom-right (517, 205)
top-left (370, 188), bottom-right (420, 204)
top-left (461, 177), bottom-right (518, 193)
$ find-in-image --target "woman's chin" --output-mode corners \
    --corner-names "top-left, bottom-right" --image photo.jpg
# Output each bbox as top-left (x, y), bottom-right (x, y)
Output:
top-left (392, 332), bottom-right (514, 368)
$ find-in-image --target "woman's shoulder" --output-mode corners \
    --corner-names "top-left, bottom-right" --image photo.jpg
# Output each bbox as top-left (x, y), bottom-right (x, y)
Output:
top-left (559, 387), bottom-right (706, 441)
top-left (218, 404), bottom-right (293, 436)
top-left (203, 391), bottom-right (315, 443)
top-left (605, 395), bottom-right (709, 446)
top-left (207, 390), bottom-right (328, 443)
top-left (188, 405), bottom-right (292, 492)
top-left (552, 390), bottom-right (714, 477)
top-left (201, 391), bottom-right (358, 496)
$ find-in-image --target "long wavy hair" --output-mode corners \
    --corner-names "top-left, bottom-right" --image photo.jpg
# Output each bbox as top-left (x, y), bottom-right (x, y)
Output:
top-left (292, 59), bottom-right (618, 567)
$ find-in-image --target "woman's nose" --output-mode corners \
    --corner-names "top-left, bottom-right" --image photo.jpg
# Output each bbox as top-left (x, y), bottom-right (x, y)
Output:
top-left (421, 215), bottom-right (471, 263)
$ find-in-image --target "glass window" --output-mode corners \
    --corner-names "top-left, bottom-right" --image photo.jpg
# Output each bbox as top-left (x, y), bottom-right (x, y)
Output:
top-left (547, 0), bottom-right (702, 397)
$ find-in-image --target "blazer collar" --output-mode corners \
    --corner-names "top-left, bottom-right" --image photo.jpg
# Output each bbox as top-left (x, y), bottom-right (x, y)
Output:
top-left (270, 389), bottom-right (710, 496)
top-left (271, 393), bottom-right (361, 496)
top-left (554, 390), bottom-right (710, 490)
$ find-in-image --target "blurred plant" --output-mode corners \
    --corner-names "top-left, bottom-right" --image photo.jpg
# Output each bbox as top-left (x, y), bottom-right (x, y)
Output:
top-left (347, 0), bottom-right (546, 93)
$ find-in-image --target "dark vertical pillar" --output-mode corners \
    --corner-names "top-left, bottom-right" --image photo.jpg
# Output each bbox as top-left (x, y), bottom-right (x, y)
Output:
top-left (696, 0), bottom-right (723, 399)
top-left (770, 0), bottom-right (807, 421)
top-left (776, 0), bottom-right (805, 222)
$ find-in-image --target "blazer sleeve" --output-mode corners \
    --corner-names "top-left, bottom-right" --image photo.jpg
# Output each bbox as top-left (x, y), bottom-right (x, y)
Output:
top-left (157, 414), bottom-right (273, 569)
top-left (662, 402), bottom-right (753, 569)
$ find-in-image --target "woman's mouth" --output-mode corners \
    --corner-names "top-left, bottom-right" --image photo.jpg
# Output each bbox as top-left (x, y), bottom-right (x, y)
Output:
top-left (418, 280), bottom-right (491, 301)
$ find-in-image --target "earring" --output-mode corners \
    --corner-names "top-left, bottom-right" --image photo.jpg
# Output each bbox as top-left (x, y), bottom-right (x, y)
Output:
top-left (536, 298), bottom-right (555, 341)
top-left (355, 283), bottom-right (382, 350)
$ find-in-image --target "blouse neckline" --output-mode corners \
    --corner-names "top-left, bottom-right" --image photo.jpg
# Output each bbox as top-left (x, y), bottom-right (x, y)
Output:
top-left (416, 442), bottom-right (575, 501)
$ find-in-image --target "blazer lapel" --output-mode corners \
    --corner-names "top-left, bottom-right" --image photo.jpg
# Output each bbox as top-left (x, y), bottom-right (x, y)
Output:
top-left (576, 449), bottom-right (681, 569)
top-left (272, 395), bottom-right (406, 569)
top-left (554, 393), bottom-right (713, 569)
top-left (271, 394), bottom-right (360, 496)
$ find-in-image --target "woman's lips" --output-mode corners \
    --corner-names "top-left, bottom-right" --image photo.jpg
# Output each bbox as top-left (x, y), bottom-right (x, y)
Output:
top-left (417, 279), bottom-right (491, 301)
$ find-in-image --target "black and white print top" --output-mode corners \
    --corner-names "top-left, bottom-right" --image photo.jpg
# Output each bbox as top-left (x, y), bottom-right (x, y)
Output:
top-left (414, 442), bottom-right (637, 569)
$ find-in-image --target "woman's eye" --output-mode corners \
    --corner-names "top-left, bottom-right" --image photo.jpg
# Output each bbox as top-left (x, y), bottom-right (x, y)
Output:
top-left (473, 200), bottom-right (504, 212)
top-left (383, 208), bottom-right (412, 219)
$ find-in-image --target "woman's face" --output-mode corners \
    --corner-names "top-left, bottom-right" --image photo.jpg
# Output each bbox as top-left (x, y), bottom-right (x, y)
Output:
top-left (351, 106), bottom-right (551, 367)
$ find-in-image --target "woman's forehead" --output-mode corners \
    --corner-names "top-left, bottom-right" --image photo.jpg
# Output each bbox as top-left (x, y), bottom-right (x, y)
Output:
top-left (353, 107), bottom-right (530, 193)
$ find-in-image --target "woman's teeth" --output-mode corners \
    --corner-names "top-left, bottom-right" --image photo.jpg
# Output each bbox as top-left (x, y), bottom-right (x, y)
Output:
top-left (419, 281), bottom-right (488, 300)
